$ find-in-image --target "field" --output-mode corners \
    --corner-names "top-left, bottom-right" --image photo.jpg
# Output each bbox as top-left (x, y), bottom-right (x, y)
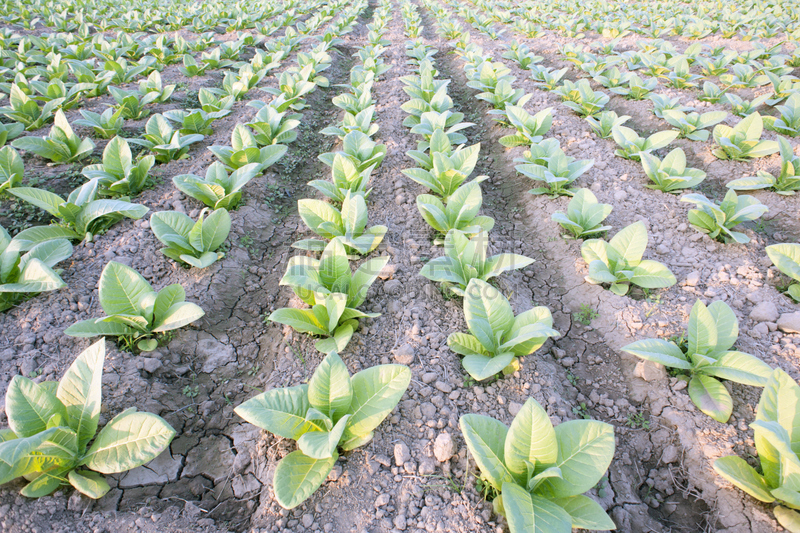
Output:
top-left (0, 0), bottom-right (799, 531)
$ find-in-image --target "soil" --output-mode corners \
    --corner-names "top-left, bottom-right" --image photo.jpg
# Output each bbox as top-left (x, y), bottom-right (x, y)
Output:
top-left (1, 1), bottom-right (799, 533)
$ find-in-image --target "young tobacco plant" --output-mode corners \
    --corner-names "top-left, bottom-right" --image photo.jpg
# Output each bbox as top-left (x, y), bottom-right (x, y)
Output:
top-left (65, 261), bottom-right (204, 352)
top-left (448, 279), bottom-right (558, 381)
top-left (681, 189), bottom-right (768, 244)
top-left (9, 178), bottom-right (148, 244)
top-left (516, 151), bottom-right (594, 197)
top-left (649, 94), bottom-right (693, 118)
top-left (612, 126), bottom-right (679, 161)
top-left (586, 111), bottom-right (630, 139)
top-left (699, 81), bottom-right (726, 103)
top-left (163, 108), bottom-right (228, 137)
top-left (74, 108), bottom-right (125, 139)
top-left (766, 244), bottom-right (800, 302)
top-left (0, 122), bottom-right (24, 148)
top-left (0, 340), bottom-right (176, 498)
top-left (11, 110), bottom-right (95, 164)
top-left (309, 154), bottom-right (375, 204)
top-left (609, 73), bottom-right (657, 100)
top-left (137, 71), bottom-right (175, 103)
top-left (663, 110), bottom-right (728, 141)
top-left (551, 188), bottom-right (613, 239)
top-left (295, 191), bottom-right (387, 254)
top-left (319, 131), bottom-right (386, 173)
top-left (420, 230), bottom-right (534, 296)
top-left (581, 221), bottom-right (676, 295)
top-left (0, 227), bottom-right (72, 312)
top-left (715, 369), bottom-right (800, 532)
top-left (245, 103), bottom-right (301, 145)
top-left (727, 137), bottom-right (799, 195)
top-left (561, 80), bottom-right (609, 117)
top-left (403, 141), bottom-right (484, 201)
top-left (499, 106), bottom-right (552, 147)
top-left (764, 93), bottom-right (800, 137)
top-left (410, 110), bottom-right (473, 151)
top-left (0, 85), bottom-right (63, 130)
top-left (151, 208), bottom-right (231, 268)
top-left (270, 238), bottom-right (387, 353)
top-left (417, 181), bottom-right (495, 239)
top-left (460, 397), bottom-right (615, 533)
top-left (173, 162), bottom-right (261, 210)
top-left (623, 300), bottom-right (773, 422)
top-left (209, 124), bottom-right (287, 171)
top-left (712, 113), bottom-right (779, 161)
top-left (81, 136), bottom-right (155, 196)
top-left (108, 86), bottom-right (158, 120)
top-left (724, 93), bottom-right (771, 118)
top-left (234, 351), bottom-right (410, 509)
top-left (0, 146), bottom-right (23, 194)
top-left (127, 114), bottom-right (204, 163)
top-left (640, 148), bottom-right (706, 193)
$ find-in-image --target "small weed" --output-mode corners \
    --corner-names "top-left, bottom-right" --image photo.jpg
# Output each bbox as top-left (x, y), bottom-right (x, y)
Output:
top-left (222, 392), bottom-right (234, 406)
top-left (422, 474), bottom-right (463, 494)
top-left (572, 402), bottom-right (591, 419)
top-left (290, 344), bottom-right (305, 365)
top-left (566, 370), bottom-right (578, 386)
top-left (463, 375), bottom-right (477, 388)
top-left (595, 474), bottom-right (609, 498)
top-left (474, 475), bottom-right (500, 501)
top-left (574, 303), bottom-right (599, 325)
top-left (28, 368), bottom-right (43, 379)
top-left (239, 231), bottom-right (257, 256)
top-left (182, 385), bottom-right (199, 398)
top-left (625, 411), bottom-right (651, 430)
top-left (247, 363), bottom-right (261, 377)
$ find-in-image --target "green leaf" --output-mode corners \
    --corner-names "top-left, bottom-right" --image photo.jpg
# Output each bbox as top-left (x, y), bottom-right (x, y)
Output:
top-left (464, 278), bottom-right (514, 352)
top-left (459, 414), bottom-right (513, 491)
top-left (502, 482), bottom-right (572, 533)
top-left (462, 353), bottom-right (516, 381)
top-left (21, 468), bottom-right (68, 498)
top-left (621, 338), bottom-right (690, 369)
top-left (82, 409), bottom-right (176, 474)
top-left (702, 351), bottom-right (773, 387)
top-left (56, 339), bottom-right (104, 450)
top-left (8, 187), bottom-right (64, 217)
top-left (273, 450), bottom-right (337, 509)
top-left (688, 374), bottom-right (733, 422)
top-left (344, 364), bottom-right (410, 440)
top-left (98, 261), bottom-right (155, 317)
top-left (234, 385), bottom-right (323, 439)
top-left (552, 495), bottom-right (617, 530)
top-left (541, 420), bottom-right (615, 498)
top-left (688, 300), bottom-right (716, 357)
top-left (68, 470), bottom-right (111, 499)
top-left (297, 414), bottom-right (351, 459)
top-left (151, 301), bottom-right (204, 332)
top-left (505, 398), bottom-right (558, 478)
top-left (713, 456), bottom-right (775, 502)
top-left (775, 506), bottom-right (800, 533)
top-left (64, 318), bottom-right (138, 338)
top-left (307, 351), bottom-right (353, 421)
top-left (6, 376), bottom-right (67, 438)
top-left (318, 238), bottom-right (350, 288)
top-left (609, 221), bottom-right (647, 264)
top-left (269, 308), bottom-right (328, 336)
top-left (0, 429), bottom-right (59, 485)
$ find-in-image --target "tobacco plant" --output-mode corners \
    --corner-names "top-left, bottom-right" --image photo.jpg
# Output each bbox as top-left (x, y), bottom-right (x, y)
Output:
top-left (151, 208), bottom-right (231, 268)
top-left (74, 108), bottom-right (125, 139)
top-left (0, 146), bottom-right (24, 194)
top-left (417, 181), bottom-right (495, 239)
top-left (764, 93), bottom-right (800, 137)
top-left (612, 126), bottom-right (678, 161)
top-left (460, 397), bottom-right (615, 533)
top-left (448, 279), bottom-right (558, 381)
top-left (712, 113), bottom-right (779, 161)
top-left (11, 110), bottom-right (95, 163)
top-left (234, 351), bottom-right (410, 509)
top-left (295, 191), bottom-right (387, 254)
top-left (0, 85), bottom-right (63, 130)
top-left (581, 221), bottom-right (676, 295)
top-left (516, 151), bottom-right (594, 197)
top-left (663, 110), bottom-right (728, 141)
top-left (209, 124), bottom-right (287, 171)
top-left (681, 189), bottom-right (768, 244)
top-left (623, 300), bottom-right (772, 422)
top-left (551, 188), bottom-right (613, 239)
top-left (420, 230), bottom-right (534, 296)
top-left (726, 137), bottom-right (799, 194)
top-left (173, 162), bottom-right (261, 210)
top-left (640, 148), bottom-right (706, 192)
top-left (269, 238), bottom-right (387, 353)
top-left (766, 244), bottom-right (800, 302)
top-left (81, 137), bottom-right (155, 196)
top-left (65, 261), bottom-right (204, 352)
top-left (499, 106), bottom-right (552, 147)
top-left (0, 340), bottom-right (176, 498)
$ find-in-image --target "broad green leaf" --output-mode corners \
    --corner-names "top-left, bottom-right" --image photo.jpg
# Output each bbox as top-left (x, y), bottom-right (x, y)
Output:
top-left (273, 450), bottom-right (337, 509)
top-left (703, 351), bottom-right (773, 387)
top-left (541, 420), bottom-right (615, 498)
top-left (775, 506), bottom-right (800, 533)
top-left (21, 468), bottom-right (68, 498)
top-left (688, 374), bottom-right (733, 422)
top-left (505, 398), bottom-right (558, 478)
top-left (6, 376), bottom-right (67, 438)
top-left (344, 364), bottom-right (410, 439)
top-left (713, 455), bottom-right (775, 502)
top-left (68, 469), bottom-right (111, 499)
top-left (152, 285), bottom-right (185, 326)
top-left (0, 430), bottom-right (58, 484)
top-left (447, 332), bottom-right (487, 356)
top-left (269, 308), bottom-right (328, 336)
top-left (307, 351), bottom-right (353, 421)
top-left (708, 300), bottom-right (738, 352)
top-left (608, 221), bottom-right (647, 265)
top-left (151, 301), bottom-right (204, 332)
top-left (8, 187), bottom-right (64, 217)
top-left (98, 261), bottom-right (155, 317)
top-left (318, 238), bottom-right (350, 288)
top-left (552, 495), bottom-right (617, 530)
top-left (464, 278), bottom-right (514, 351)
top-left (234, 385), bottom-right (322, 439)
top-left (64, 318), bottom-right (138, 337)
top-left (462, 353), bottom-right (516, 381)
top-left (459, 414), bottom-right (513, 491)
top-left (82, 409), bottom-right (176, 474)
top-left (688, 300), bottom-right (717, 356)
top-left (56, 339), bottom-right (104, 449)
top-left (621, 338), bottom-right (690, 369)
top-left (502, 482), bottom-right (572, 533)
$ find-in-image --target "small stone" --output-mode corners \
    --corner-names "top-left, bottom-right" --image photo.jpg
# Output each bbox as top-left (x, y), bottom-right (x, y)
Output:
top-left (418, 458), bottom-right (436, 475)
top-left (433, 432), bottom-right (455, 462)
top-left (661, 445), bottom-right (679, 464)
top-left (199, 338), bottom-right (235, 374)
top-left (685, 271), bottom-right (700, 287)
top-left (750, 301), bottom-right (779, 323)
top-left (375, 493), bottom-right (391, 507)
top-left (302, 514), bottom-right (314, 528)
top-left (141, 357), bottom-right (162, 373)
top-left (421, 372), bottom-right (437, 384)
top-left (394, 514), bottom-right (407, 531)
top-left (393, 343), bottom-right (415, 365)
top-left (434, 381), bottom-right (452, 394)
top-left (634, 360), bottom-right (666, 382)
top-left (394, 442), bottom-right (411, 466)
top-left (328, 465), bottom-right (343, 481)
top-left (778, 313), bottom-right (800, 334)
top-left (508, 401), bottom-right (523, 417)
top-left (377, 263), bottom-right (397, 280)
top-left (384, 279), bottom-right (403, 295)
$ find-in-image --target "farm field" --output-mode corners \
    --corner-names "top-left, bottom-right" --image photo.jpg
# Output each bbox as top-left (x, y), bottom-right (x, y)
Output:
top-left (0, 0), bottom-right (799, 532)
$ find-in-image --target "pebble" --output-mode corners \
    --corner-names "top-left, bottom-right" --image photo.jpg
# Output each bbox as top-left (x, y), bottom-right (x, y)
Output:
top-left (375, 494), bottom-right (390, 507)
top-left (433, 432), bottom-right (455, 462)
top-left (394, 442), bottom-right (410, 466)
top-left (434, 381), bottom-right (452, 393)
top-left (685, 271), bottom-right (700, 287)
top-left (749, 301), bottom-right (779, 323)
top-left (393, 343), bottom-right (415, 365)
top-left (778, 313), bottom-right (800, 334)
